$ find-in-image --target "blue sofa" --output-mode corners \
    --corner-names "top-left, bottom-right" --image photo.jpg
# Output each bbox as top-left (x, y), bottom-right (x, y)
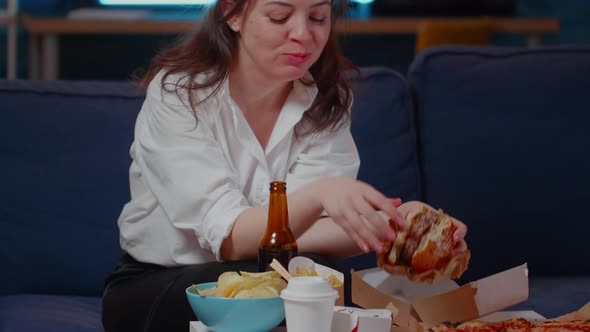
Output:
top-left (1, 45), bottom-right (589, 332)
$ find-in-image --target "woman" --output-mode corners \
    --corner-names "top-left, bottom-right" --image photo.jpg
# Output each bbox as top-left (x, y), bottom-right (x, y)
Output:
top-left (101, 0), bottom-right (468, 330)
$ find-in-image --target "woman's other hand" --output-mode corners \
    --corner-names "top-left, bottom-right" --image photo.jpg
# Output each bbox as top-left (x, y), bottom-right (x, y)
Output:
top-left (313, 176), bottom-right (405, 254)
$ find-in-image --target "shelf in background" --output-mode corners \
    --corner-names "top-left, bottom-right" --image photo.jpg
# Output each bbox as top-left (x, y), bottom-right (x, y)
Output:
top-left (21, 14), bottom-right (559, 35)
top-left (20, 14), bottom-right (559, 80)
top-left (66, 8), bottom-right (152, 20)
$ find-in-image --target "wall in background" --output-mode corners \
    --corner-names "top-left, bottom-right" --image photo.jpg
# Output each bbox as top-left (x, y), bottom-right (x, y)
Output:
top-left (516, 0), bottom-right (590, 44)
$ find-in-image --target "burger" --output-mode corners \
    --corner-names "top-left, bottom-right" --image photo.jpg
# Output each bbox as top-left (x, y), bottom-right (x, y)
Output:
top-left (377, 207), bottom-right (470, 283)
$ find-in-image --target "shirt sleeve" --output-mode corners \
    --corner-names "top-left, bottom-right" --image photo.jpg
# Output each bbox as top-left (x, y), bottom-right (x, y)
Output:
top-left (133, 77), bottom-right (250, 261)
top-left (286, 119), bottom-right (360, 193)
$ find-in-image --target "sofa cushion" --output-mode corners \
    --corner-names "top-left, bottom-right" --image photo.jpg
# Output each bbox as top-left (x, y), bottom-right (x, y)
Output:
top-left (0, 80), bottom-right (144, 296)
top-left (408, 46), bottom-right (590, 279)
top-left (0, 294), bottom-right (102, 332)
top-left (351, 67), bottom-right (422, 202)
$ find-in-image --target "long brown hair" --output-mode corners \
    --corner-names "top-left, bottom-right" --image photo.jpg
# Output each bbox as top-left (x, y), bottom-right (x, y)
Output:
top-left (140, 0), bottom-right (358, 135)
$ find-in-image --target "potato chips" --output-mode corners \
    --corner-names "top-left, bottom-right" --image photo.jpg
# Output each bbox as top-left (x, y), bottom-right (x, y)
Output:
top-left (294, 267), bottom-right (344, 288)
top-left (194, 271), bottom-right (287, 299)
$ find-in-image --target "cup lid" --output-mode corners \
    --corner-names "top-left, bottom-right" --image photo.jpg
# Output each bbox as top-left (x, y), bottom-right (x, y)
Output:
top-left (280, 276), bottom-right (338, 301)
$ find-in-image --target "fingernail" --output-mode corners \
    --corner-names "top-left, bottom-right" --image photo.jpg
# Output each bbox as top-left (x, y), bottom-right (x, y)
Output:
top-left (391, 198), bottom-right (402, 207)
top-left (361, 242), bottom-right (369, 253)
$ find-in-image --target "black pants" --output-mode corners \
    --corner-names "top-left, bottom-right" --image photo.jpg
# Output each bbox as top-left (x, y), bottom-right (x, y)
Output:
top-left (101, 253), bottom-right (334, 332)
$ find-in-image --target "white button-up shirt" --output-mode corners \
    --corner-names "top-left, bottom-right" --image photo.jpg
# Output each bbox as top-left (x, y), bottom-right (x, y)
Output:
top-left (118, 71), bottom-right (360, 266)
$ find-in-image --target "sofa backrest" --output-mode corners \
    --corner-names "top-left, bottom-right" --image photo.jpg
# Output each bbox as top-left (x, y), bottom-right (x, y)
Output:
top-left (0, 80), bottom-right (143, 296)
top-left (408, 45), bottom-right (590, 280)
top-left (351, 67), bottom-right (422, 202)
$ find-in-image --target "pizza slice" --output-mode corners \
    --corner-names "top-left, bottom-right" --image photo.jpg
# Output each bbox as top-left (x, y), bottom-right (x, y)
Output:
top-left (456, 318), bottom-right (532, 332)
top-left (429, 322), bottom-right (458, 332)
top-left (531, 320), bottom-right (590, 332)
top-left (430, 319), bottom-right (590, 332)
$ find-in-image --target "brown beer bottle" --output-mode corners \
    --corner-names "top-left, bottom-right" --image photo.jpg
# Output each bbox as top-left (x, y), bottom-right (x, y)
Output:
top-left (258, 181), bottom-right (298, 272)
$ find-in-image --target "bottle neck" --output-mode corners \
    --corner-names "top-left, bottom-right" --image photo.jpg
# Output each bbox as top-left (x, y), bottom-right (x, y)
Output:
top-left (267, 181), bottom-right (289, 231)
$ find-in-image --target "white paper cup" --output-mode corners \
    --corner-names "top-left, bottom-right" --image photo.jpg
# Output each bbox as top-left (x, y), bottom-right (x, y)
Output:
top-left (280, 276), bottom-right (338, 332)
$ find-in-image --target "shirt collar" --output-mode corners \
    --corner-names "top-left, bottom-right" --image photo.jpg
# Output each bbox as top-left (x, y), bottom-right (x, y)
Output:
top-left (222, 72), bottom-right (319, 156)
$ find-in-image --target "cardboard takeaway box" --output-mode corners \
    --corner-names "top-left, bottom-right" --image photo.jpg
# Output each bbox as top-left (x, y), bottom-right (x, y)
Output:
top-left (351, 263), bottom-right (531, 330)
top-left (332, 306), bottom-right (393, 332)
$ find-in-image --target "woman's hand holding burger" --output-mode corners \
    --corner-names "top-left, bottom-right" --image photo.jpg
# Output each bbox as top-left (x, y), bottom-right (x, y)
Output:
top-left (378, 201), bottom-right (470, 283)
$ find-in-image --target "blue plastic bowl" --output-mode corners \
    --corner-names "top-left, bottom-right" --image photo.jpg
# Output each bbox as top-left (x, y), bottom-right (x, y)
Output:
top-left (185, 282), bottom-right (285, 332)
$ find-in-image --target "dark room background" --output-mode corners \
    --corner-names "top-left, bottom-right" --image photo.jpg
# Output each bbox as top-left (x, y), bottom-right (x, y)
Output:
top-left (1, 0), bottom-right (590, 79)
